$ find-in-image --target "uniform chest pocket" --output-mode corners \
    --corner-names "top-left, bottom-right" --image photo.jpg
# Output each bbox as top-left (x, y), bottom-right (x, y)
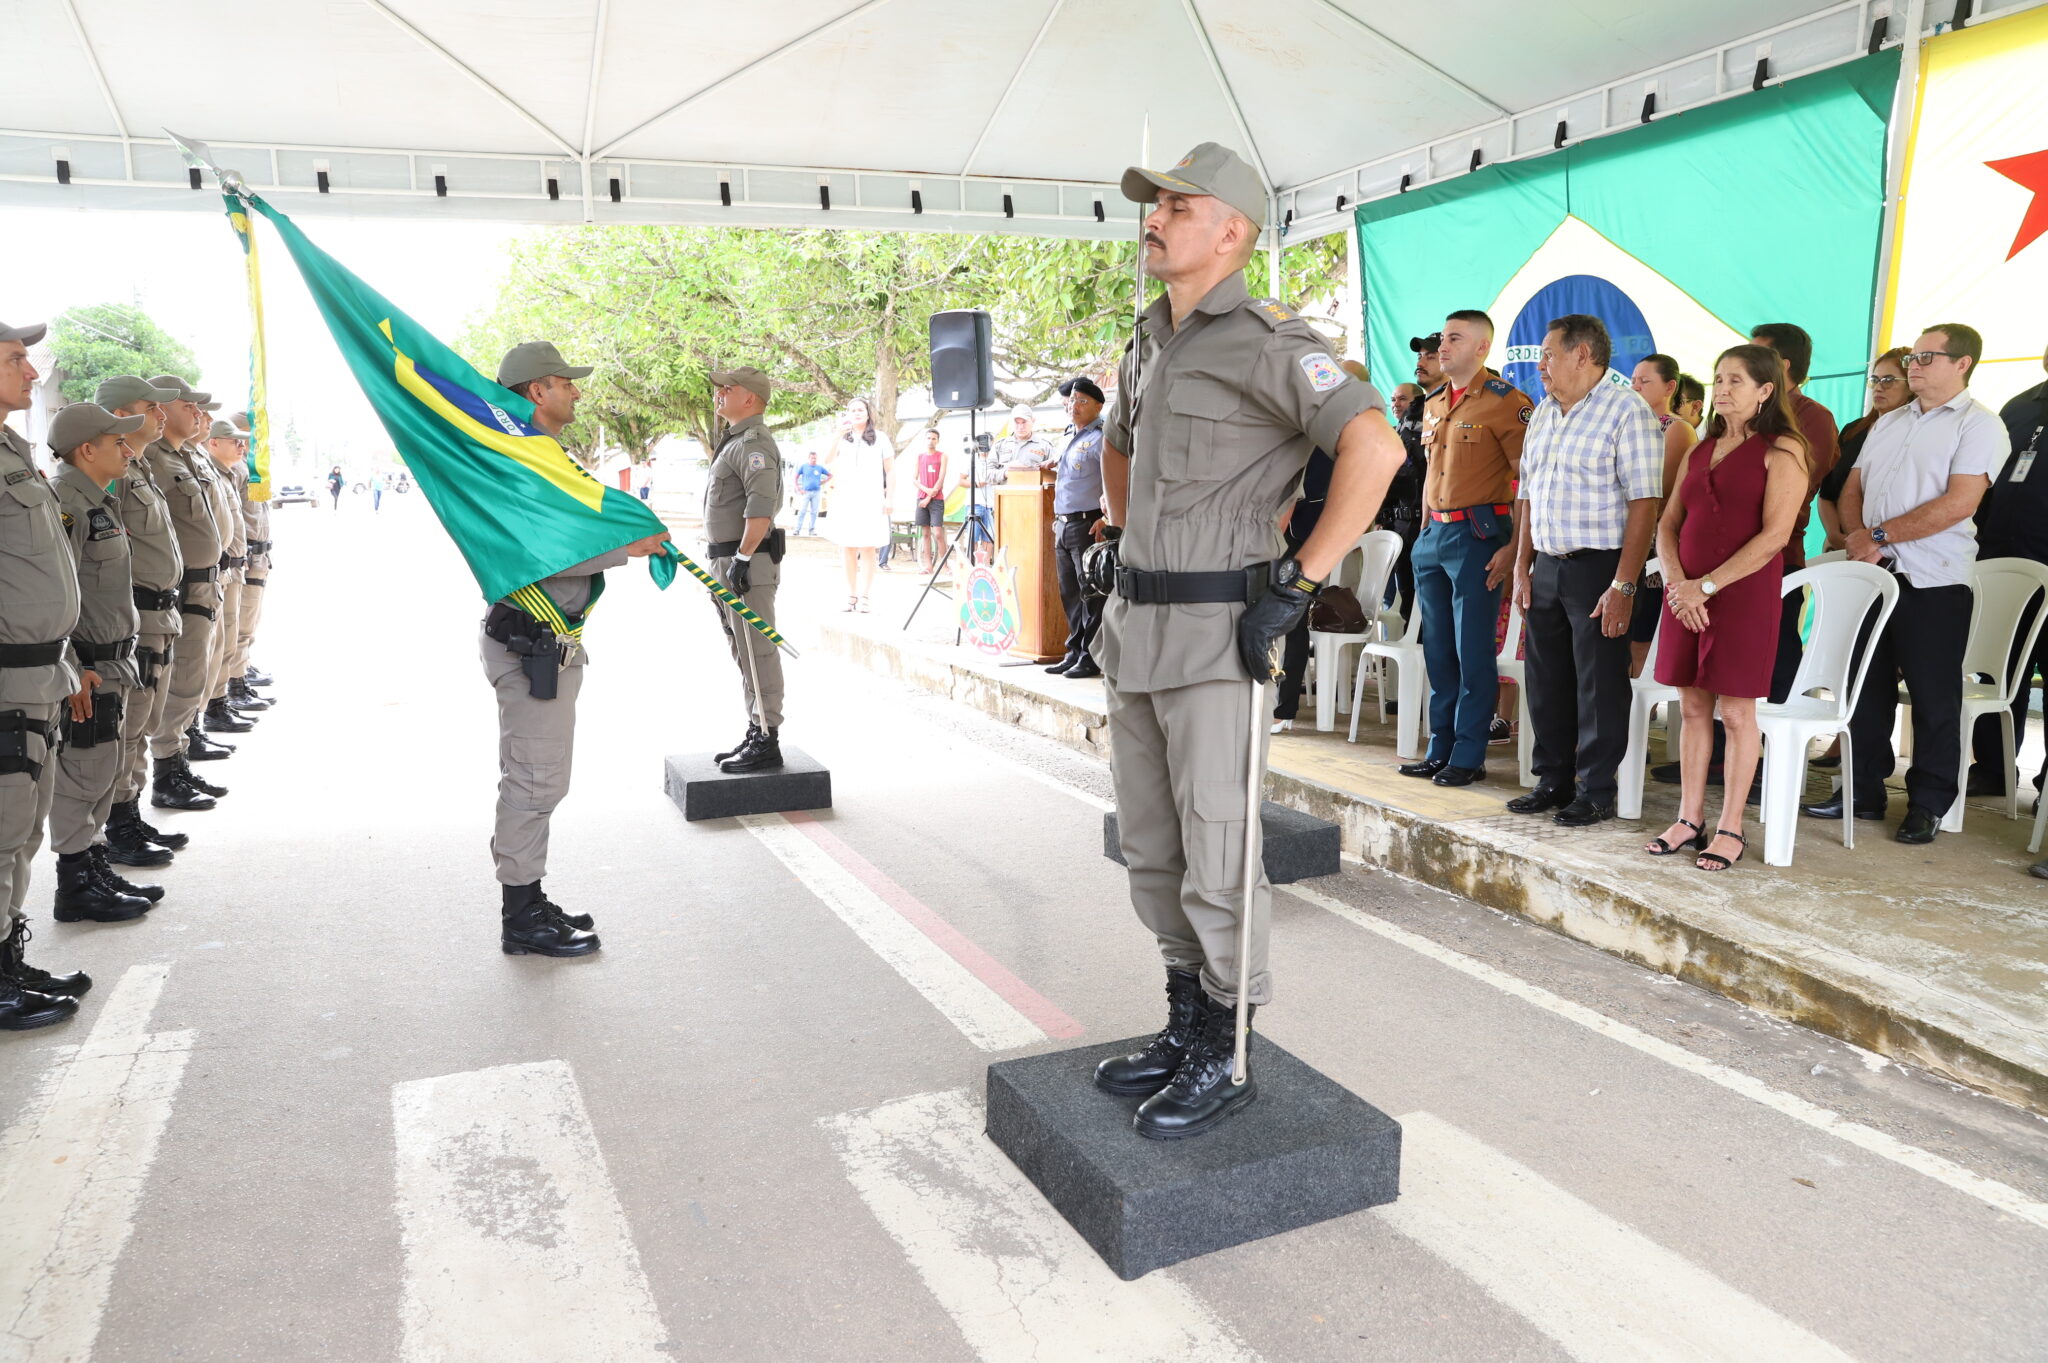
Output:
top-left (1163, 378), bottom-right (1242, 481)
top-left (1, 479), bottom-right (55, 553)
top-left (137, 492), bottom-right (168, 536)
top-left (83, 533), bottom-right (129, 564)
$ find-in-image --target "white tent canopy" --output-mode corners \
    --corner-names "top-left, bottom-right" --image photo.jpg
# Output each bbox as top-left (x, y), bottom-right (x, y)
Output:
top-left (1, 0), bottom-right (2016, 241)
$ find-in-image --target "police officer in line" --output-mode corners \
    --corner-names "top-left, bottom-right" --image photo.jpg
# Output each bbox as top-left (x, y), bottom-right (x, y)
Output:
top-left (46, 403), bottom-right (160, 923)
top-left (988, 401), bottom-right (1054, 483)
top-left (200, 421), bottom-right (256, 738)
top-left (0, 320), bottom-right (91, 1030)
top-left (1090, 145), bottom-right (1403, 1138)
top-left (142, 375), bottom-right (231, 809)
top-left (1401, 309), bottom-right (1531, 787)
top-left (95, 376), bottom-right (195, 865)
top-left (703, 367), bottom-right (788, 775)
top-left (483, 341), bottom-right (669, 958)
top-left (1046, 376), bottom-right (1108, 680)
top-left (226, 410), bottom-right (277, 705)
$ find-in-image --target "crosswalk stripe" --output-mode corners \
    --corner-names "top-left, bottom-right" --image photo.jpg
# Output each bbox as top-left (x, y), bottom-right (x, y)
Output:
top-left (1385, 1112), bottom-right (1859, 1363)
top-left (742, 813), bottom-right (1066, 1051)
top-left (822, 1088), bottom-right (1263, 1363)
top-left (0, 963), bottom-right (194, 1363)
top-left (390, 1060), bottom-right (672, 1363)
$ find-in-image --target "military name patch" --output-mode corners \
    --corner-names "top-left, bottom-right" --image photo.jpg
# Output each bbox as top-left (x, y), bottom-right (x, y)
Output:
top-left (4, 469), bottom-right (30, 485)
top-left (1298, 352), bottom-right (1346, 392)
top-left (747, 452), bottom-right (767, 471)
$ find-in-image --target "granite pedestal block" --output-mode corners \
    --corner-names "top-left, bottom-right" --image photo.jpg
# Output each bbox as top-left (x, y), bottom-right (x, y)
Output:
top-left (985, 1035), bottom-right (1401, 1280)
top-left (1103, 802), bottom-right (1340, 883)
top-left (663, 749), bottom-right (832, 821)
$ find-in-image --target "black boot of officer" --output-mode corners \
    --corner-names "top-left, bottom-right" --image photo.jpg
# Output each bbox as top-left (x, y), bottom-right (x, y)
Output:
top-left (1094, 968), bottom-right (1207, 1095)
top-left (1133, 994), bottom-right (1257, 1141)
top-left (500, 882), bottom-right (600, 957)
top-left (0, 975), bottom-right (78, 1030)
top-left (108, 798), bottom-right (186, 858)
top-left (720, 726), bottom-right (782, 774)
top-left (715, 722), bottom-right (761, 764)
top-left (90, 845), bottom-right (163, 903)
top-left (203, 698), bottom-right (254, 733)
top-left (152, 755), bottom-right (220, 811)
top-left (53, 852), bottom-right (152, 923)
top-left (2, 920), bottom-right (90, 999)
top-left (227, 678), bottom-right (271, 711)
top-left (244, 664), bottom-right (273, 688)
top-left (186, 724), bottom-right (233, 760)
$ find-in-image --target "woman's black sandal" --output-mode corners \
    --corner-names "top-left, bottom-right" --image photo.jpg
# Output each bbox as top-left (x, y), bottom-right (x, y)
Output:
top-left (1645, 817), bottom-right (1704, 856)
top-left (1696, 829), bottom-right (1747, 871)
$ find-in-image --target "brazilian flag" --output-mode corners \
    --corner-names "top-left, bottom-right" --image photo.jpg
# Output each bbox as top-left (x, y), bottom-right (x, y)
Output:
top-left (228, 192), bottom-right (790, 653)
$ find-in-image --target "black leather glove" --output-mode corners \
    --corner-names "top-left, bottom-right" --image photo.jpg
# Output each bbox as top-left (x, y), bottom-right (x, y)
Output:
top-left (1237, 581), bottom-right (1313, 682)
top-left (723, 555), bottom-right (752, 595)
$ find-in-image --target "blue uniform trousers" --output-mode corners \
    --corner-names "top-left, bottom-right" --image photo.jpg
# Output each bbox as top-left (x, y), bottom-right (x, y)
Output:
top-left (1412, 515), bottom-right (1509, 770)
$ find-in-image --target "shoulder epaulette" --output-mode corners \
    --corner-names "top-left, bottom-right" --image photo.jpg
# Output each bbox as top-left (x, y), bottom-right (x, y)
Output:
top-left (1248, 297), bottom-right (1299, 331)
top-left (1484, 377), bottom-right (1512, 397)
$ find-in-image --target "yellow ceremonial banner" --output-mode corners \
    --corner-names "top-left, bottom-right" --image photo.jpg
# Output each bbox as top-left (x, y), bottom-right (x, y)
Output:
top-left (1883, 5), bottom-right (2048, 411)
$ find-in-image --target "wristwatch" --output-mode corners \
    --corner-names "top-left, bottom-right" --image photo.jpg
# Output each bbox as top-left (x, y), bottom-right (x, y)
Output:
top-left (1610, 578), bottom-right (1638, 598)
top-left (1870, 525), bottom-right (1890, 544)
top-left (1275, 558), bottom-right (1324, 596)
top-left (1701, 578), bottom-right (1719, 597)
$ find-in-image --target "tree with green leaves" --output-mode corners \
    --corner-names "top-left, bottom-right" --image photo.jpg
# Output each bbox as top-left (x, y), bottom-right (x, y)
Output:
top-left (47, 303), bottom-right (199, 404)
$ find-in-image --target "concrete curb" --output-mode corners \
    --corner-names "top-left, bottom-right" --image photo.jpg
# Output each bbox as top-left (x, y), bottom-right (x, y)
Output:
top-left (819, 620), bottom-right (2048, 1117)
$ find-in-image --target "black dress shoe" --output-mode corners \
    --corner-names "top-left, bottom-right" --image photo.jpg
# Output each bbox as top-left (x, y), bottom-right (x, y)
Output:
top-left (1433, 764), bottom-right (1485, 787)
top-left (1044, 656), bottom-right (1077, 675)
top-left (1065, 661), bottom-right (1103, 679)
top-left (1895, 807), bottom-right (1940, 844)
top-left (1801, 793), bottom-right (1886, 821)
top-left (1553, 797), bottom-right (1617, 827)
top-left (1964, 766), bottom-right (2008, 798)
top-left (1506, 784), bottom-right (1575, 814)
top-left (1398, 757), bottom-right (1449, 779)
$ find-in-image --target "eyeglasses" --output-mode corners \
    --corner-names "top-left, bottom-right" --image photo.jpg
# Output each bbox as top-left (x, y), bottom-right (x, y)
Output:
top-left (1868, 375), bottom-right (1903, 387)
top-left (1903, 351), bottom-right (1957, 366)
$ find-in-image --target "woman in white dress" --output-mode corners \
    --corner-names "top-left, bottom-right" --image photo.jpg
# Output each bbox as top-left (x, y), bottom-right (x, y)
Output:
top-left (824, 397), bottom-right (891, 611)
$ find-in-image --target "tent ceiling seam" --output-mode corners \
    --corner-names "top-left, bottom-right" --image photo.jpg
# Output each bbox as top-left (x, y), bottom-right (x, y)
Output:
top-left (358, 0), bottom-right (579, 161)
top-left (1177, 0), bottom-right (1272, 193)
top-left (1303, 0), bottom-right (1508, 117)
top-left (958, 0), bottom-right (1067, 178)
top-left (58, 0), bottom-right (132, 177)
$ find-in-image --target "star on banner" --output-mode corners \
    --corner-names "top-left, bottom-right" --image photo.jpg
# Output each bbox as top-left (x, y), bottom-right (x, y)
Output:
top-left (1987, 148), bottom-right (2048, 261)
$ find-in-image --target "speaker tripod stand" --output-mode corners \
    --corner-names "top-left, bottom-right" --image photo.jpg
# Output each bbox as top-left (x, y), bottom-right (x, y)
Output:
top-left (903, 410), bottom-right (989, 640)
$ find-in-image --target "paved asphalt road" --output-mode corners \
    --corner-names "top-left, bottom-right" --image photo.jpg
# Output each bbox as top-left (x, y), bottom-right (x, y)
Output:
top-left (2, 493), bottom-right (2044, 1363)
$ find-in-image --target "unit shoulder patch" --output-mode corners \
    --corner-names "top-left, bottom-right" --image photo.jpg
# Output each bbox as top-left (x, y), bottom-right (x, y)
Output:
top-left (1484, 377), bottom-right (1513, 397)
top-left (1298, 352), bottom-right (1346, 393)
top-left (747, 451), bottom-right (768, 472)
top-left (1518, 405), bottom-right (1534, 425)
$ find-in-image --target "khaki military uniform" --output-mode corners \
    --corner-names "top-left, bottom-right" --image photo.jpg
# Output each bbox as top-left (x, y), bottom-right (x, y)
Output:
top-left (205, 457), bottom-right (247, 704)
top-left (1100, 275), bottom-right (1383, 1006)
top-left (144, 439), bottom-right (221, 760)
top-left (703, 415), bottom-right (785, 728)
top-left (115, 452), bottom-right (185, 803)
top-left (49, 463), bottom-right (141, 855)
top-left (232, 468), bottom-right (272, 682)
top-left (989, 434), bottom-right (1054, 484)
top-left (0, 430), bottom-right (82, 925)
top-left (481, 550), bottom-right (629, 885)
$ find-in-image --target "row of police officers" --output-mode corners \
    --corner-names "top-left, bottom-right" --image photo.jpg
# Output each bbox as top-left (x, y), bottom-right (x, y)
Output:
top-left (0, 322), bottom-right (278, 1031)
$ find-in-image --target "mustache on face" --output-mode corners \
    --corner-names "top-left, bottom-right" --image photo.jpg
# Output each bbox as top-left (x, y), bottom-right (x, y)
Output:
top-left (1143, 232), bottom-right (1164, 247)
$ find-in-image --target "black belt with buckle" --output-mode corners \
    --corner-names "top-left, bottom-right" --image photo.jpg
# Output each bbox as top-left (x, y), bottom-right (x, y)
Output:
top-left (1054, 509), bottom-right (1104, 524)
top-left (132, 584), bottom-right (179, 612)
top-left (0, 640), bottom-right (68, 668)
top-left (247, 539), bottom-right (272, 553)
top-left (1113, 562), bottom-right (1271, 606)
top-left (181, 566), bottom-right (220, 585)
top-left (71, 636), bottom-right (136, 664)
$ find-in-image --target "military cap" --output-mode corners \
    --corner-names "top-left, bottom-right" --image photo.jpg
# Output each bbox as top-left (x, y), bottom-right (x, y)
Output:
top-left (1009, 402), bottom-right (1035, 422)
top-left (207, 420), bottom-right (246, 441)
top-left (0, 320), bottom-right (47, 346)
top-left (95, 375), bottom-right (181, 408)
top-left (47, 402), bottom-right (145, 453)
top-left (709, 366), bottom-right (773, 403)
top-left (1409, 332), bottom-right (1443, 354)
top-left (148, 373), bottom-right (212, 404)
top-left (1121, 141), bottom-right (1267, 229)
top-left (497, 341), bottom-right (593, 390)
top-left (1059, 376), bottom-right (1106, 404)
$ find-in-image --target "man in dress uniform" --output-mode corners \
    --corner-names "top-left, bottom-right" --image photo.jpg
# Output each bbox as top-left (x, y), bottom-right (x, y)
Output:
top-left (143, 375), bottom-right (231, 809)
top-left (46, 403), bottom-right (159, 923)
top-left (227, 410), bottom-right (276, 700)
top-left (1046, 376), bottom-right (1108, 679)
top-left (95, 376), bottom-right (194, 865)
top-left (0, 321), bottom-right (91, 1030)
top-left (483, 341), bottom-right (669, 957)
top-left (1090, 144), bottom-right (1404, 1138)
top-left (199, 421), bottom-right (256, 737)
top-left (703, 367), bottom-right (788, 775)
top-left (1401, 310), bottom-right (1530, 787)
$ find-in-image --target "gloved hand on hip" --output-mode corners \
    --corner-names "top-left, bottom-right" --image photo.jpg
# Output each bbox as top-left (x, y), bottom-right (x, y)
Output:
top-left (722, 555), bottom-right (752, 595)
top-left (1236, 580), bottom-right (1313, 682)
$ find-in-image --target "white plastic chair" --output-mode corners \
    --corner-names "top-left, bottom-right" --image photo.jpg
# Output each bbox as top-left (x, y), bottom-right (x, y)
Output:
top-left (1309, 530), bottom-right (1401, 733)
top-left (1353, 591), bottom-right (1430, 757)
top-left (1618, 558), bottom-right (1681, 819)
top-left (1755, 562), bottom-right (1900, 867)
top-left (1495, 597), bottom-right (1535, 786)
top-left (1940, 558), bottom-right (2048, 832)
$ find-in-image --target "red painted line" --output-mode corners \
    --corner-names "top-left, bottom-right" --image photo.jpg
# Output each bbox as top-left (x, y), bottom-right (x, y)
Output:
top-left (780, 810), bottom-right (1085, 1040)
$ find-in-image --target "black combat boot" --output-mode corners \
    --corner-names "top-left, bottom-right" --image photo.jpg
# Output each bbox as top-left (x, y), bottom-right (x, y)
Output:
top-left (719, 726), bottom-right (782, 774)
top-left (152, 756), bottom-right (219, 811)
top-left (1132, 994), bottom-right (1257, 1141)
top-left (2, 920), bottom-right (90, 998)
top-left (227, 678), bottom-right (272, 711)
top-left (500, 882), bottom-right (600, 958)
top-left (186, 725), bottom-right (233, 760)
top-left (203, 698), bottom-right (254, 733)
top-left (53, 851), bottom-right (152, 923)
top-left (110, 798), bottom-right (187, 852)
top-left (104, 802), bottom-right (175, 867)
top-left (89, 844), bottom-right (164, 904)
top-left (0, 976), bottom-right (77, 1030)
top-left (715, 723), bottom-right (761, 764)
top-left (1094, 969), bottom-right (1207, 1096)
top-left (180, 759), bottom-right (228, 799)
top-left (244, 664), bottom-right (274, 687)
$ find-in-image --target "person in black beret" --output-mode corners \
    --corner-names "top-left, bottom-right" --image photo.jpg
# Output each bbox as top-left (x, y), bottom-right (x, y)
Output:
top-left (1046, 377), bottom-right (1110, 678)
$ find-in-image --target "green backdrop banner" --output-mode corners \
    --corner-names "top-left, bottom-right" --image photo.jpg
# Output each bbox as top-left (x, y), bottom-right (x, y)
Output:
top-left (1355, 51), bottom-right (1898, 427)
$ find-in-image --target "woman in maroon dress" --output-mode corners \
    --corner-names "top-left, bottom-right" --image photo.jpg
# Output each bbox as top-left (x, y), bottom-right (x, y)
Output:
top-left (1643, 345), bottom-right (1809, 870)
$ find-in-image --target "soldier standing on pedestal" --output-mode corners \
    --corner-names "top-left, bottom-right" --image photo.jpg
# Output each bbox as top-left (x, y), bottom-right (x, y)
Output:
top-left (703, 367), bottom-right (788, 775)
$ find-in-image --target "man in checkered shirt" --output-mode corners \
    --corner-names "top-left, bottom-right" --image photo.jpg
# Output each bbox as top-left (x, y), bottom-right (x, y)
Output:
top-left (1507, 314), bottom-right (1663, 826)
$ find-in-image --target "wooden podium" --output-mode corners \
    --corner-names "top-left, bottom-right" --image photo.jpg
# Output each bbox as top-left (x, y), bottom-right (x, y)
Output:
top-left (994, 469), bottom-right (1067, 663)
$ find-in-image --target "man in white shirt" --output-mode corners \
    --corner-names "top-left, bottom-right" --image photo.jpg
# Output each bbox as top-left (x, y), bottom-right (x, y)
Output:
top-left (1812, 323), bottom-right (2004, 843)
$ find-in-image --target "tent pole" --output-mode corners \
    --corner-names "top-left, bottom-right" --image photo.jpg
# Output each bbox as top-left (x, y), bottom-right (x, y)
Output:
top-left (1266, 194), bottom-right (1281, 296)
top-left (1870, 0), bottom-right (1928, 357)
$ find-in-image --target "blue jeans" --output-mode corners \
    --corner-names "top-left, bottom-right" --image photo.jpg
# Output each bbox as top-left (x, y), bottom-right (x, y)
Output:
top-left (1412, 514), bottom-right (1509, 769)
top-left (795, 489), bottom-right (822, 536)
